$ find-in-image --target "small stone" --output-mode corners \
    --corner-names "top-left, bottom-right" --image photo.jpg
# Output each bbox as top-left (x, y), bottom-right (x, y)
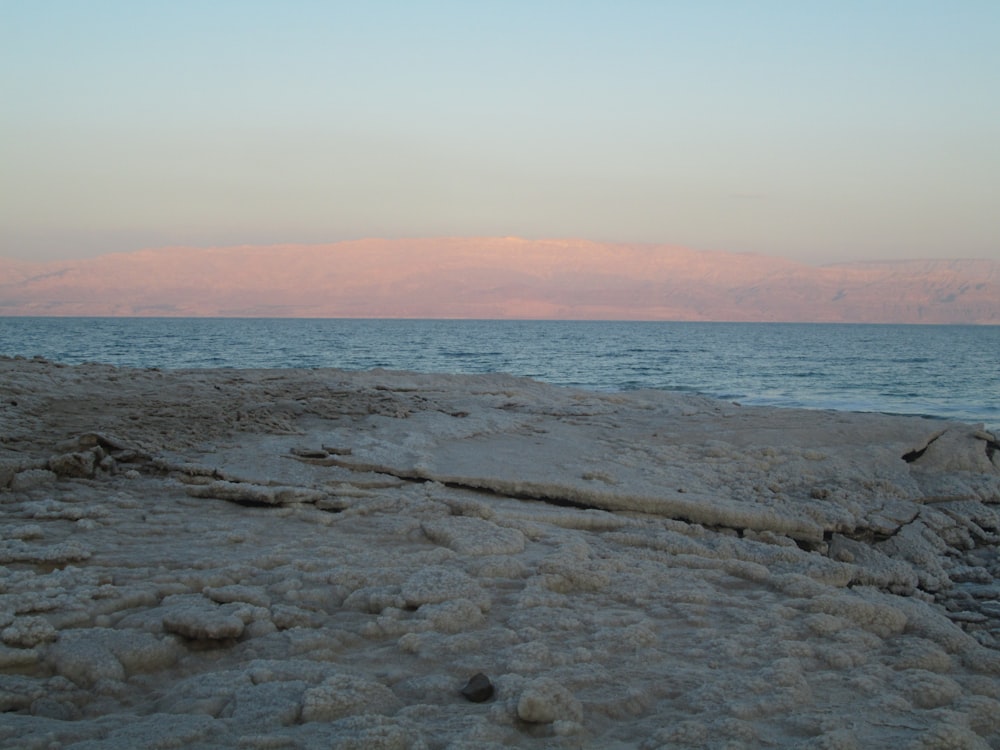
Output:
top-left (460, 672), bottom-right (494, 703)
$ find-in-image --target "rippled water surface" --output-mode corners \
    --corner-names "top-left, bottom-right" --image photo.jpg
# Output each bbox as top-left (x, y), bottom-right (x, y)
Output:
top-left (1, 318), bottom-right (997, 431)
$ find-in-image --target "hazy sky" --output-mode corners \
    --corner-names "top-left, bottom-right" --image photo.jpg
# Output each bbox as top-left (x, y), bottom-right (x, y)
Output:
top-left (2, 1), bottom-right (998, 263)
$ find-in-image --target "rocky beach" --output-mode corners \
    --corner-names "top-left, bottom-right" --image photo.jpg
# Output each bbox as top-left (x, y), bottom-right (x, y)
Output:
top-left (1, 356), bottom-right (999, 748)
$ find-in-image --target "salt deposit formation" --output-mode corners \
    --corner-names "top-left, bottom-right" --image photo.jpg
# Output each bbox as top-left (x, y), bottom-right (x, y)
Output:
top-left (1, 356), bottom-right (999, 749)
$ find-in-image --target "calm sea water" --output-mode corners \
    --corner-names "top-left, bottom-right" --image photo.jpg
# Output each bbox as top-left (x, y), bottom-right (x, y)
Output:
top-left (1, 317), bottom-right (997, 432)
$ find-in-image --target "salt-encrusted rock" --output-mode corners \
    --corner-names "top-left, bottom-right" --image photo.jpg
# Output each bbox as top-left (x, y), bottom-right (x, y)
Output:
top-left (324, 714), bottom-right (412, 750)
top-left (980, 601), bottom-right (1000, 618)
top-left (8, 524), bottom-right (44, 540)
top-left (506, 640), bottom-right (555, 673)
top-left (185, 480), bottom-right (328, 506)
top-left (9, 468), bottom-right (57, 491)
top-left (401, 565), bottom-right (490, 612)
top-left (246, 658), bottom-right (339, 686)
top-left (878, 520), bottom-right (953, 593)
top-left (1, 616), bottom-right (57, 648)
top-left (892, 596), bottom-right (999, 670)
top-left (907, 426), bottom-right (1000, 474)
top-left (806, 588), bottom-right (908, 638)
top-left (76, 431), bottom-right (132, 453)
top-left (516, 677), bottom-right (584, 724)
top-left (46, 633), bottom-right (125, 687)
top-left (416, 598), bottom-right (486, 634)
top-left (421, 516), bottom-right (526, 555)
top-left (828, 534), bottom-right (919, 593)
top-left (950, 565), bottom-right (994, 584)
top-left (342, 586), bottom-right (406, 614)
top-left (862, 499), bottom-right (921, 537)
top-left (0, 539), bottom-right (92, 565)
top-left (0, 674), bottom-right (46, 712)
top-left (48, 450), bottom-right (98, 478)
top-left (460, 672), bottom-right (494, 702)
top-left (204, 584), bottom-right (271, 608)
top-left (0, 459), bottom-right (24, 488)
top-left (227, 679), bottom-right (306, 728)
top-left (0, 644), bottom-right (41, 669)
top-left (912, 722), bottom-right (994, 750)
top-left (153, 669), bottom-right (247, 717)
top-left (892, 637), bottom-right (954, 673)
top-left (48, 628), bottom-right (181, 686)
top-left (271, 603), bottom-right (326, 630)
top-left (300, 673), bottom-right (401, 722)
top-left (79, 712), bottom-right (227, 748)
top-left (898, 669), bottom-right (963, 709)
top-left (159, 594), bottom-right (248, 641)
top-left (30, 695), bottom-right (82, 721)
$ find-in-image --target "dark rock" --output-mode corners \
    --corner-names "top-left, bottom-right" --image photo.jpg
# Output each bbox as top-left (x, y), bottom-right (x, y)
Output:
top-left (460, 672), bottom-right (494, 703)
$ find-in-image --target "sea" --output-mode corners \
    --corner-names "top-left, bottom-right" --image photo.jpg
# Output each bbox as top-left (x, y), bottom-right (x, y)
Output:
top-left (1, 317), bottom-right (997, 433)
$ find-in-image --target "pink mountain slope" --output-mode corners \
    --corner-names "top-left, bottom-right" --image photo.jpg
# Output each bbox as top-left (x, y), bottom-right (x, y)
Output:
top-left (1, 238), bottom-right (997, 323)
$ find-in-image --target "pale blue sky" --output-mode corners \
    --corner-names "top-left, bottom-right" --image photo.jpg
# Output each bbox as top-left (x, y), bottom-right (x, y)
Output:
top-left (2, 1), bottom-right (998, 262)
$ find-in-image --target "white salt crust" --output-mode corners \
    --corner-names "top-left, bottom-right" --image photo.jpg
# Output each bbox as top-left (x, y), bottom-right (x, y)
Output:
top-left (0, 357), bottom-right (998, 748)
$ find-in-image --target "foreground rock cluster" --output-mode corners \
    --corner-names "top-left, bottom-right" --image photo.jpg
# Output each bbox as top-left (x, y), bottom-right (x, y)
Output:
top-left (1, 356), bottom-right (998, 748)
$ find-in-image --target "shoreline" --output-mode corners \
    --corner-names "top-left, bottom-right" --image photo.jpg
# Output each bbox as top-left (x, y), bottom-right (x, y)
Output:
top-left (2, 318), bottom-right (996, 433)
top-left (2, 357), bottom-right (999, 747)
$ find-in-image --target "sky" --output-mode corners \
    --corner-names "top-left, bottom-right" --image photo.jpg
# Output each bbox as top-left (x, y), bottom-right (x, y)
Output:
top-left (2, 1), bottom-right (998, 264)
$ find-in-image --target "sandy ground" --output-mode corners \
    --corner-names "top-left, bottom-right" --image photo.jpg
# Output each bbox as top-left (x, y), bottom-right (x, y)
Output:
top-left (1, 356), bottom-right (999, 749)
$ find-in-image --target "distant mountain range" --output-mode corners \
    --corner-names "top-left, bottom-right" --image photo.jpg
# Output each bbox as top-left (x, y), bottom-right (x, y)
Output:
top-left (1, 238), bottom-right (998, 323)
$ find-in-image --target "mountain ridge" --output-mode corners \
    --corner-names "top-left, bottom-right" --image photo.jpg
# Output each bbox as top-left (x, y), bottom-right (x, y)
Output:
top-left (1, 238), bottom-right (997, 323)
